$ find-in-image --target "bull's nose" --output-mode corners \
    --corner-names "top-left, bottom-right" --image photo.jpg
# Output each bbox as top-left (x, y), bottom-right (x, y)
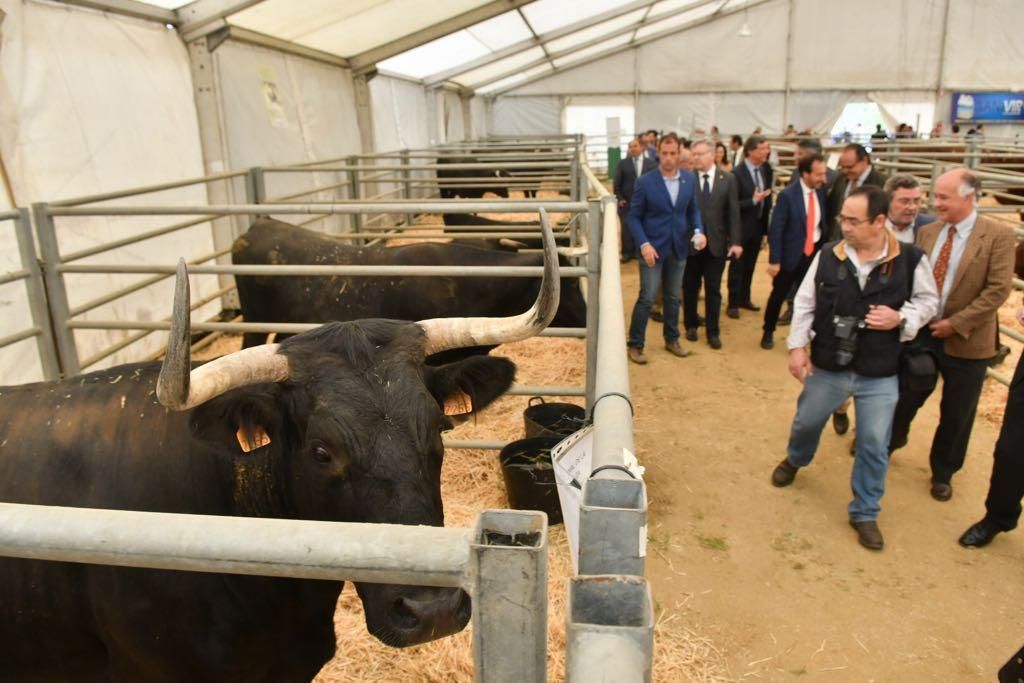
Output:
top-left (388, 588), bottom-right (471, 643)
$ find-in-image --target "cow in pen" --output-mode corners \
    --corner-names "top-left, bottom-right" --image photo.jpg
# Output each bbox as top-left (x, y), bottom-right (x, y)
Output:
top-left (0, 222), bottom-right (561, 681)
top-left (232, 214), bottom-right (587, 351)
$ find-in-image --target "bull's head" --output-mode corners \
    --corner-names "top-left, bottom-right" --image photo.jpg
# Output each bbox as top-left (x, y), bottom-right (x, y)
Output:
top-left (156, 212), bottom-right (560, 647)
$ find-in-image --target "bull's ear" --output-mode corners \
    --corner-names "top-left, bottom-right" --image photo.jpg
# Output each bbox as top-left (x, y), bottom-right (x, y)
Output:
top-left (188, 387), bottom-right (283, 454)
top-left (425, 356), bottom-right (515, 420)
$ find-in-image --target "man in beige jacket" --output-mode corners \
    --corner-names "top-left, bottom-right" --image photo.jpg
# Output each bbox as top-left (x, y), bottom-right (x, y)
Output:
top-left (889, 168), bottom-right (1017, 502)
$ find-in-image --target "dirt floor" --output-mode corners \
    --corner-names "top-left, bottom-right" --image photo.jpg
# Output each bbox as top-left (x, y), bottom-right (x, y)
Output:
top-left (628, 255), bottom-right (1023, 681)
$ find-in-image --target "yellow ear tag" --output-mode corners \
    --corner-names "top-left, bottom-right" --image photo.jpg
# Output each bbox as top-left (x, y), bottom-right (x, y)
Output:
top-left (443, 390), bottom-right (473, 417)
top-left (236, 425), bottom-right (271, 453)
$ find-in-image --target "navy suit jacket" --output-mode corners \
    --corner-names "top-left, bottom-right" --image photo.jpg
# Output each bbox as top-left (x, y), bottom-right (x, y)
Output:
top-left (733, 161), bottom-right (774, 241)
top-left (628, 170), bottom-right (704, 261)
top-left (768, 180), bottom-right (829, 272)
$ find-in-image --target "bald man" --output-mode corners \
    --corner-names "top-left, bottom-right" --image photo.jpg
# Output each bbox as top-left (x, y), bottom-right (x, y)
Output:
top-left (889, 168), bottom-right (1017, 502)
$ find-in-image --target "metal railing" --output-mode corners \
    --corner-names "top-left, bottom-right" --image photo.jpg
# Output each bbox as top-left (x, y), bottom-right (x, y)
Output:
top-left (0, 503), bottom-right (548, 682)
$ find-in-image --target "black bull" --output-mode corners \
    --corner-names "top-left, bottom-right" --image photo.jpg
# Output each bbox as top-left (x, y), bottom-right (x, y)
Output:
top-left (0, 233), bottom-right (562, 680)
top-left (232, 218), bottom-right (587, 350)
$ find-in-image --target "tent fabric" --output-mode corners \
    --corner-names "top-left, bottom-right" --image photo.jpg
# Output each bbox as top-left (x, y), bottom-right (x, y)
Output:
top-left (0, 0), bottom-right (217, 383)
top-left (637, 92), bottom-right (785, 136)
top-left (490, 96), bottom-right (562, 136)
top-left (441, 89), bottom-right (465, 142)
top-left (215, 38), bottom-right (362, 232)
top-left (470, 96), bottom-right (488, 138)
top-left (943, 0), bottom-right (1024, 90)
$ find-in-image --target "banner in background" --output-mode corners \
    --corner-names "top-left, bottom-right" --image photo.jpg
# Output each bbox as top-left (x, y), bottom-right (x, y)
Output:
top-left (952, 92), bottom-right (1024, 124)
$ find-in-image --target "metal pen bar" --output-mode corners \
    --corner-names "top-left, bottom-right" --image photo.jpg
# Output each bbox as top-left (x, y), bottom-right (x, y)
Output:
top-left (262, 162), bottom-right (573, 173)
top-left (78, 285), bottom-right (236, 370)
top-left (59, 264), bottom-right (588, 278)
top-left (0, 268), bottom-right (30, 287)
top-left (49, 201), bottom-right (589, 216)
top-left (265, 180), bottom-right (351, 202)
top-left (12, 208), bottom-right (60, 380)
top-left (68, 247), bottom-right (233, 317)
top-left (49, 170), bottom-right (250, 208)
top-left (444, 440), bottom-right (512, 451)
top-left (0, 502), bottom-right (471, 587)
top-left (986, 368), bottom-right (1011, 386)
top-left (61, 214), bottom-right (219, 264)
top-left (0, 327), bottom-right (41, 348)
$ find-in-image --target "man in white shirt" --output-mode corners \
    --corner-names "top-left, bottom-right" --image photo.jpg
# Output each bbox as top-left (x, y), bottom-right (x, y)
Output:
top-left (771, 186), bottom-right (939, 551)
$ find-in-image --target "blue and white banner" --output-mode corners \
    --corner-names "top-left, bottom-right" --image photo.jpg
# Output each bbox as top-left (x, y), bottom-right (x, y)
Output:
top-left (952, 92), bottom-right (1024, 124)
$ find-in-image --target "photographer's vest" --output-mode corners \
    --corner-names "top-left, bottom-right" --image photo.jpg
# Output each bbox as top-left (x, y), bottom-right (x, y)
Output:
top-left (810, 238), bottom-right (925, 377)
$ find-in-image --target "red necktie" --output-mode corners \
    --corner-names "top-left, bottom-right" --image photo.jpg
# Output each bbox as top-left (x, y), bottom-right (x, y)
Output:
top-left (932, 225), bottom-right (958, 294)
top-left (804, 190), bottom-right (816, 256)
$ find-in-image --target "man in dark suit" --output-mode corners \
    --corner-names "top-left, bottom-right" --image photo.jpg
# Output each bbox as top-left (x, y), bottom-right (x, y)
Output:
top-left (761, 153), bottom-right (830, 349)
top-left (727, 134), bottom-right (773, 318)
top-left (728, 134), bottom-right (743, 168)
top-left (626, 133), bottom-right (706, 364)
top-left (959, 243), bottom-right (1024, 547)
top-left (827, 144), bottom-right (887, 239)
top-left (889, 169), bottom-right (1017, 502)
top-left (613, 137), bottom-right (657, 262)
top-left (789, 138), bottom-right (837, 188)
top-left (683, 139), bottom-right (741, 349)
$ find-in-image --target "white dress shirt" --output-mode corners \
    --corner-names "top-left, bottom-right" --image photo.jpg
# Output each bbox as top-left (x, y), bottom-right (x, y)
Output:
top-left (799, 178), bottom-right (823, 243)
top-left (787, 241), bottom-right (940, 350)
top-left (886, 217), bottom-right (916, 244)
top-left (843, 164), bottom-right (875, 198)
top-left (698, 165), bottom-right (716, 195)
top-left (930, 210), bottom-right (977, 313)
top-left (633, 155), bottom-right (644, 179)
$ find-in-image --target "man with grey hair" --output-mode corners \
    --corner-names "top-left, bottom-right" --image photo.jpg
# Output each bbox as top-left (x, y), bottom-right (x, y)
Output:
top-left (883, 174), bottom-right (935, 244)
top-left (889, 168), bottom-right (1017, 502)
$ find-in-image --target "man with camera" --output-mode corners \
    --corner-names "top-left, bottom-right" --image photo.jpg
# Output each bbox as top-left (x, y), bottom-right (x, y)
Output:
top-left (771, 186), bottom-right (939, 550)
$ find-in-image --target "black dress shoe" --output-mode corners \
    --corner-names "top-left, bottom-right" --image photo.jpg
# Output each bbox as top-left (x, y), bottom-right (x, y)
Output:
top-left (778, 304), bottom-right (794, 326)
top-left (958, 520), bottom-right (1003, 548)
top-left (832, 411), bottom-right (850, 435)
top-left (760, 331), bottom-right (774, 350)
top-left (695, 314), bottom-right (706, 326)
top-left (930, 481), bottom-right (953, 502)
top-left (708, 336), bottom-right (722, 350)
top-left (685, 328), bottom-right (698, 342)
top-left (726, 307), bottom-right (740, 319)
top-left (650, 310), bottom-right (664, 323)
top-left (849, 520), bottom-right (884, 550)
top-left (740, 301), bottom-right (761, 312)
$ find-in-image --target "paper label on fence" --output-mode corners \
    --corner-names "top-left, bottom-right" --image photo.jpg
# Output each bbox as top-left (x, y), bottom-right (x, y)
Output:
top-left (551, 424), bottom-right (593, 575)
top-left (638, 524), bottom-right (648, 558)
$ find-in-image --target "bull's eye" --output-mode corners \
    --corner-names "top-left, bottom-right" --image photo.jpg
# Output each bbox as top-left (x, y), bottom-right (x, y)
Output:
top-left (439, 417), bottom-right (455, 433)
top-left (312, 446), bottom-right (332, 464)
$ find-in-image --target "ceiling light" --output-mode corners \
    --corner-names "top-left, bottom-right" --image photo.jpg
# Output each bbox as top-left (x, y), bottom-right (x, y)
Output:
top-left (737, 22), bottom-right (751, 37)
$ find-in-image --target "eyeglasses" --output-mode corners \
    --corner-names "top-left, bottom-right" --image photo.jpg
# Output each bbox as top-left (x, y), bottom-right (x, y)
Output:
top-left (836, 215), bottom-right (871, 227)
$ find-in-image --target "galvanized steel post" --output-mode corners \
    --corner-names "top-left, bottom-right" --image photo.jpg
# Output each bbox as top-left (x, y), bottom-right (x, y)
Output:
top-left (13, 208), bottom-right (60, 380)
top-left (32, 202), bottom-right (79, 377)
top-left (400, 148), bottom-right (414, 225)
top-left (566, 575), bottom-right (654, 683)
top-left (347, 155), bottom-right (363, 233)
top-left (585, 199), bottom-right (602, 408)
top-left (245, 166), bottom-right (266, 204)
top-left (470, 510), bottom-right (548, 683)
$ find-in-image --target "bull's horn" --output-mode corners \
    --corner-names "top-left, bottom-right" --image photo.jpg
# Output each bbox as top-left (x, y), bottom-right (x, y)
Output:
top-left (420, 208), bottom-right (560, 355)
top-left (499, 238), bottom-right (528, 250)
top-left (557, 246), bottom-right (588, 257)
top-left (157, 259), bottom-right (289, 411)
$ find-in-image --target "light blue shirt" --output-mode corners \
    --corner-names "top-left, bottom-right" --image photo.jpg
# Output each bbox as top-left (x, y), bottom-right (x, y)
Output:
top-left (662, 172), bottom-right (680, 205)
top-left (745, 159), bottom-right (764, 192)
top-left (929, 210), bottom-right (977, 314)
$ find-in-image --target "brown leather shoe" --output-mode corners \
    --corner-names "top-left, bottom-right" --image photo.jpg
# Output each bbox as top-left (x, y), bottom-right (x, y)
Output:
top-left (628, 347), bottom-right (648, 365)
top-left (849, 520), bottom-right (884, 550)
top-left (664, 341), bottom-right (691, 358)
top-left (771, 459), bottom-right (798, 487)
top-left (726, 307), bottom-right (740, 319)
top-left (930, 481), bottom-right (953, 502)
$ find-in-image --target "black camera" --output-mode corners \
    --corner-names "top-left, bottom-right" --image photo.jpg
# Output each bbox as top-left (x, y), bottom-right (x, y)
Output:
top-left (832, 315), bottom-right (866, 367)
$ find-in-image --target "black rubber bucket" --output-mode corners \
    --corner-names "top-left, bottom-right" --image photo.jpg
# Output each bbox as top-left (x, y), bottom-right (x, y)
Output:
top-left (523, 397), bottom-right (586, 440)
top-left (499, 436), bottom-right (563, 525)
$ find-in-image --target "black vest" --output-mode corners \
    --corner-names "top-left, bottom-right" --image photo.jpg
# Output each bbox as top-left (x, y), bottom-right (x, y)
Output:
top-left (810, 241), bottom-right (925, 377)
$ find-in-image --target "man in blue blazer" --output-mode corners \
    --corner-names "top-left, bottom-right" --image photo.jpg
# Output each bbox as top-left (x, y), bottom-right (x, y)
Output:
top-left (613, 137), bottom-right (658, 261)
top-left (626, 133), bottom-right (706, 364)
top-left (761, 153), bottom-right (830, 349)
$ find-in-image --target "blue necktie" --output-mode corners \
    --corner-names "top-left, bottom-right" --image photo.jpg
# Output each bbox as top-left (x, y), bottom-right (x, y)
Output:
top-left (702, 173), bottom-right (711, 202)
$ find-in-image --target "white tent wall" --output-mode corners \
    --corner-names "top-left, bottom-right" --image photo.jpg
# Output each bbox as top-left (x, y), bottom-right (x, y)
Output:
top-left (490, 95), bottom-right (562, 136)
top-left (440, 89), bottom-right (465, 142)
top-left (471, 96), bottom-right (488, 138)
top-left (499, 0), bottom-right (1024, 136)
top-left (369, 73), bottom-right (434, 199)
top-left (213, 39), bottom-right (362, 233)
top-left (0, 0), bottom-right (218, 383)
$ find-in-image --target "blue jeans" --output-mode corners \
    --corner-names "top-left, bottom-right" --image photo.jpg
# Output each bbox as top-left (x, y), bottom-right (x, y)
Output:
top-left (786, 368), bottom-right (899, 521)
top-left (628, 253), bottom-right (686, 348)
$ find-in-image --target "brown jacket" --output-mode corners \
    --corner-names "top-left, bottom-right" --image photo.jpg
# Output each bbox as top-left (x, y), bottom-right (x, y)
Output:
top-left (917, 213), bottom-right (1017, 359)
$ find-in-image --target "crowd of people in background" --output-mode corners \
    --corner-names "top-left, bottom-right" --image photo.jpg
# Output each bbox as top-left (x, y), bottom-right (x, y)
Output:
top-left (613, 126), bottom-right (1022, 552)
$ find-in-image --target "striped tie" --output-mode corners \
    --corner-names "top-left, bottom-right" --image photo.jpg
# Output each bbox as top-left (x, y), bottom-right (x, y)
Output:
top-left (932, 225), bottom-right (958, 295)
